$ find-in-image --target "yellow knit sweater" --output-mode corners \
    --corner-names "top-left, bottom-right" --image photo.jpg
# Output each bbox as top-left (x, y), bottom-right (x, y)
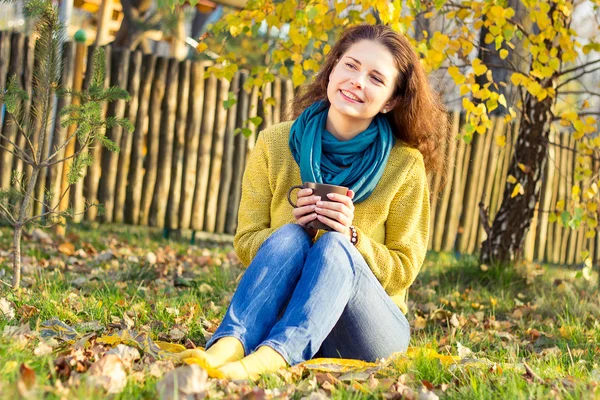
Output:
top-left (234, 121), bottom-right (430, 314)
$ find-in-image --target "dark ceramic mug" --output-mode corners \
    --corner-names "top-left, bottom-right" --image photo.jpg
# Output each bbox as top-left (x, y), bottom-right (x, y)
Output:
top-left (287, 182), bottom-right (348, 231)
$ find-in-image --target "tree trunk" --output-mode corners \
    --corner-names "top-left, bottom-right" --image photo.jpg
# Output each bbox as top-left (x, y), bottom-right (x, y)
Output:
top-left (480, 94), bottom-right (553, 263)
top-left (12, 225), bottom-right (22, 289)
top-left (480, 1), bottom-right (567, 264)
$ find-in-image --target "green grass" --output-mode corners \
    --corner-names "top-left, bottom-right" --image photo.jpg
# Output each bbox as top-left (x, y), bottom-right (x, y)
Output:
top-left (0, 223), bottom-right (599, 399)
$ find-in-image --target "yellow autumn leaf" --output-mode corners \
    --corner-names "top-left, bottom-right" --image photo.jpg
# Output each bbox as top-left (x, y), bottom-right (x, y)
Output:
top-left (556, 200), bottom-right (565, 211)
top-left (495, 135), bottom-right (506, 147)
top-left (155, 341), bottom-right (187, 353)
top-left (499, 49), bottom-right (509, 59)
top-left (472, 58), bottom-right (487, 76)
top-left (507, 175), bottom-right (517, 184)
top-left (510, 72), bottom-right (527, 86)
top-left (498, 94), bottom-right (507, 108)
top-left (511, 183), bottom-right (524, 198)
top-left (195, 42), bottom-right (208, 52)
top-left (448, 66), bottom-right (465, 84)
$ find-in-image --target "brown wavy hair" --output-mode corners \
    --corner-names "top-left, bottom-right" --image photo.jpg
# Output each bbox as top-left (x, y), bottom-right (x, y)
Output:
top-left (291, 24), bottom-right (450, 190)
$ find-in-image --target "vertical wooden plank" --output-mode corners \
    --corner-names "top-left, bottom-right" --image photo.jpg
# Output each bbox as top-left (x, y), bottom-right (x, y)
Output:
top-left (12, 37), bottom-right (34, 179)
top-left (56, 41), bottom-right (86, 234)
top-left (98, 48), bottom-right (131, 222)
top-left (149, 58), bottom-right (179, 228)
top-left (245, 85), bottom-right (260, 160)
top-left (258, 81), bottom-right (273, 133)
top-left (113, 50), bottom-right (142, 223)
top-left (84, 45), bottom-right (112, 221)
top-left (458, 129), bottom-right (486, 253)
top-left (191, 72), bottom-right (218, 230)
top-left (216, 72), bottom-right (240, 233)
top-left (443, 120), bottom-right (469, 251)
top-left (548, 132), bottom-right (563, 263)
top-left (225, 71), bottom-right (250, 234)
top-left (0, 32), bottom-right (12, 166)
top-left (179, 60), bottom-right (207, 230)
top-left (476, 118), bottom-right (505, 246)
top-left (535, 129), bottom-right (557, 261)
top-left (45, 41), bottom-right (76, 221)
top-left (204, 77), bottom-right (231, 232)
top-left (71, 44), bottom-right (95, 222)
top-left (557, 132), bottom-right (571, 264)
top-left (138, 56), bottom-right (167, 226)
top-left (428, 113), bottom-right (450, 250)
top-left (0, 32), bottom-right (25, 189)
top-left (432, 112), bottom-right (459, 251)
top-left (166, 59), bottom-right (191, 230)
top-left (125, 54), bottom-right (156, 224)
top-left (281, 78), bottom-right (294, 121)
top-left (272, 77), bottom-right (281, 124)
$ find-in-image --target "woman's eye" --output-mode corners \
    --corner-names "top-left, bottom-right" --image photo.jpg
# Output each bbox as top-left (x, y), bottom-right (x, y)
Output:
top-left (345, 63), bottom-right (356, 69)
top-left (372, 76), bottom-right (383, 84)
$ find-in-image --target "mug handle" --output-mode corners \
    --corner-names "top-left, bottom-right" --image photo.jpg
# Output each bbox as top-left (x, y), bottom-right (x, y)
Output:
top-left (287, 185), bottom-right (305, 208)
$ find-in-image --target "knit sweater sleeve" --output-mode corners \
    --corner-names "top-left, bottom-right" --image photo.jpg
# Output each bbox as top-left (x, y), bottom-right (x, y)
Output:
top-left (233, 134), bottom-right (279, 267)
top-left (354, 154), bottom-right (430, 294)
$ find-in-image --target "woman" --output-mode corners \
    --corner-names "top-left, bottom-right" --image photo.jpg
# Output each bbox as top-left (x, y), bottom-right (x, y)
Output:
top-left (180, 24), bottom-right (449, 381)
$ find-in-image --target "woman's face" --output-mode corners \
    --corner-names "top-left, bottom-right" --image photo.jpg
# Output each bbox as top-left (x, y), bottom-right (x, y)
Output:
top-left (327, 39), bottom-right (399, 124)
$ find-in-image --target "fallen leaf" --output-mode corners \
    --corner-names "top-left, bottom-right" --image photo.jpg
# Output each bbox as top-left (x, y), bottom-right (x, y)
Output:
top-left (40, 318), bottom-right (79, 343)
top-left (107, 344), bottom-right (141, 370)
top-left (33, 341), bottom-right (53, 356)
top-left (301, 358), bottom-right (378, 373)
top-left (457, 342), bottom-right (473, 358)
top-left (0, 298), bottom-right (16, 320)
top-left (155, 341), bottom-right (187, 353)
top-left (87, 354), bottom-right (128, 394)
top-left (58, 242), bottom-right (75, 256)
top-left (17, 363), bottom-right (36, 396)
top-left (156, 365), bottom-right (209, 400)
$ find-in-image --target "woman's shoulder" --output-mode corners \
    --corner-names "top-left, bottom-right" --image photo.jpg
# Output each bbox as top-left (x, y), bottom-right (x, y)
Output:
top-left (257, 121), bottom-right (294, 149)
top-left (389, 140), bottom-right (425, 171)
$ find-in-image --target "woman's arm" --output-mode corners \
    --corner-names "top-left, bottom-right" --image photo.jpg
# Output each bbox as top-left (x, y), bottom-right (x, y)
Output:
top-left (354, 156), bottom-right (430, 293)
top-left (233, 134), bottom-right (279, 266)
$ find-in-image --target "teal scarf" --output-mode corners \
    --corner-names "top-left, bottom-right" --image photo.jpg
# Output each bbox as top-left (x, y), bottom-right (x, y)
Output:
top-left (289, 101), bottom-right (395, 203)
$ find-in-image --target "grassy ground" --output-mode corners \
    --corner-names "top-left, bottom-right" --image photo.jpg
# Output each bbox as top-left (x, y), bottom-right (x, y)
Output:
top-left (0, 222), bottom-right (599, 399)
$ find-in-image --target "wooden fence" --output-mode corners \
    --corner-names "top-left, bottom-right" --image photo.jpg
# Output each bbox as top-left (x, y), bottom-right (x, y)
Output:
top-left (0, 31), bottom-right (595, 265)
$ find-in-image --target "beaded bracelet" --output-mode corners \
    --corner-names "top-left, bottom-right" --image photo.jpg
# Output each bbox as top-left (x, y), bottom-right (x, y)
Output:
top-left (349, 225), bottom-right (358, 246)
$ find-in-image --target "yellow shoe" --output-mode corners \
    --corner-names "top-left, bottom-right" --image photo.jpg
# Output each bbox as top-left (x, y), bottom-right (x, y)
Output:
top-left (218, 346), bottom-right (288, 381)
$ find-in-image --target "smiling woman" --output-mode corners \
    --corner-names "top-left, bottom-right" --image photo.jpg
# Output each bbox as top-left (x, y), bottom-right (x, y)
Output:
top-left (180, 24), bottom-right (452, 381)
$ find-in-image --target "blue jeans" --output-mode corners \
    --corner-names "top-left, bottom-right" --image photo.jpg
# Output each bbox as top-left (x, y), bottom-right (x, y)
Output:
top-left (205, 224), bottom-right (411, 366)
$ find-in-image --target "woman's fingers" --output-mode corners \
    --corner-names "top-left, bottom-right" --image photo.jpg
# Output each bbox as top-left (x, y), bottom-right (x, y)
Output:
top-left (293, 204), bottom-right (316, 219)
top-left (295, 211), bottom-right (318, 227)
top-left (296, 195), bottom-right (321, 208)
top-left (326, 193), bottom-right (354, 211)
top-left (314, 205), bottom-right (352, 226)
top-left (316, 214), bottom-right (346, 233)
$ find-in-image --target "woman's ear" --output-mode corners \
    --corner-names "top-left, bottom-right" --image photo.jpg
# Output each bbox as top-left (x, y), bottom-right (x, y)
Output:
top-left (385, 97), bottom-right (400, 111)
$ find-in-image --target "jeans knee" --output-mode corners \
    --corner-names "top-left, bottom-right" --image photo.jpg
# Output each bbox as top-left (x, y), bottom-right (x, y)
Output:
top-left (311, 231), bottom-right (356, 276)
top-left (263, 224), bottom-right (311, 255)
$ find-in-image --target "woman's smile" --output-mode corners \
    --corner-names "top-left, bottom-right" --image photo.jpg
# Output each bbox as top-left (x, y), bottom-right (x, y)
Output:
top-left (340, 89), bottom-right (363, 103)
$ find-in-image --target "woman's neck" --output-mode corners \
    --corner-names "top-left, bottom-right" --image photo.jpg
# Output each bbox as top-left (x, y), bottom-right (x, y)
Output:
top-left (325, 107), bottom-right (372, 141)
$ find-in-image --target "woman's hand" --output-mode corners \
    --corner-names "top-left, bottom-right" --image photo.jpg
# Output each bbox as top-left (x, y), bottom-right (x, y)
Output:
top-left (292, 188), bottom-right (321, 234)
top-left (315, 190), bottom-right (355, 240)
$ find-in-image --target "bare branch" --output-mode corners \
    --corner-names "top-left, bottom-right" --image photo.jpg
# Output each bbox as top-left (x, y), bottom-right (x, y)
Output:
top-left (478, 201), bottom-right (492, 236)
top-left (10, 117), bottom-right (37, 160)
top-left (43, 135), bottom-right (93, 168)
top-left (0, 202), bottom-right (17, 225)
top-left (0, 142), bottom-right (34, 166)
top-left (556, 67), bottom-right (600, 89)
top-left (557, 90), bottom-right (600, 98)
top-left (44, 127), bottom-right (81, 164)
top-left (558, 58), bottom-right (600, 77)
